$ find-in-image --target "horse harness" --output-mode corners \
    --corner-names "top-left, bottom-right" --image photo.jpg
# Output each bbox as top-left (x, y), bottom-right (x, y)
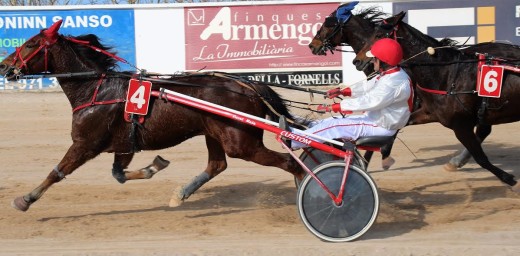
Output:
top-left (14, 34), bottom-right (297, 152)
top-left (413, 53), bottom-right (520, 125)
top-left (374, 18), bottom-right (520, 125)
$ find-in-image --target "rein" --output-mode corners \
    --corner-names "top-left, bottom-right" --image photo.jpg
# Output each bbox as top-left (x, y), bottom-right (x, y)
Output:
top-left (15, 31), bottom-right (327, 118)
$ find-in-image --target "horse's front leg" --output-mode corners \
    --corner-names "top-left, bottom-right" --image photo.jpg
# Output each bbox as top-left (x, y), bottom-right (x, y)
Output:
top-left (12, 142), bottom-right (102, 212)
top-left (451, 124), bottom-right (519, 192)
top-left (112, 153), bottom-right (170, 184)
top-left (444, 124), bottom-right (492, 171)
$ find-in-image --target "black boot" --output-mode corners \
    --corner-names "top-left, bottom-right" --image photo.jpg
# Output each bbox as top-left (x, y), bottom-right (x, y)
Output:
top-left (279, 115), bottom-right (292, 148)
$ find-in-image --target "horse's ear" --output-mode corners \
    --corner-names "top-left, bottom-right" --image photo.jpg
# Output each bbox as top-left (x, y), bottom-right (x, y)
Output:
top-left (395, 11), bottom-right (406, 24)
top-left (42, 20), bottom-right (63, 44)
top-left (384, 11), bottom-right (406, 27)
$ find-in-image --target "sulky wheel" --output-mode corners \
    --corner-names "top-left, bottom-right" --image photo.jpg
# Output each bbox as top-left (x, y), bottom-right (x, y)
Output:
top-left (297, 161), bottom-right (379, 242)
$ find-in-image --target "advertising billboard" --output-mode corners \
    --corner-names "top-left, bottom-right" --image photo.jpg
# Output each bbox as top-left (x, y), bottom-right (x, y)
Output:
top-left (183, 3), bottom-right (343, 86)
top-left (0, 9), bottom-right (136, 89)
top-left (1, 0), bottom-right (520, 90)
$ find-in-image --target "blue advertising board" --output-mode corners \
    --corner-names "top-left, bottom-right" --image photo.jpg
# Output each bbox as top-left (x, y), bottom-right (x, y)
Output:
top-left (0, 9), bottom-right (135, 89)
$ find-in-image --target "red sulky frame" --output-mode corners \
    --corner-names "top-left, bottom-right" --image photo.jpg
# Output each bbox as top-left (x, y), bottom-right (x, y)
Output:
top-left (150, 88), bottom-right (371, 205)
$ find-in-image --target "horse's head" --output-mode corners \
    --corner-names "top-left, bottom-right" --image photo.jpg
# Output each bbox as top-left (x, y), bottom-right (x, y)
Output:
top-left (308, 2), bottom-right (359, 55)
top-left (353, 11), bottom-right (406, 71)
top-left (0, 20), bottom-right (63, 80)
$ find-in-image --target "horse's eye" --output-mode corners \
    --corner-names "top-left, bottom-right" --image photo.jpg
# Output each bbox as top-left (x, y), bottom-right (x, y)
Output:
top-left (324, 17), bottom-right (338, 27)
top-left (24, 39), bottom-right (39, 49)
top-left (25, 43), bottom-right (37, 49)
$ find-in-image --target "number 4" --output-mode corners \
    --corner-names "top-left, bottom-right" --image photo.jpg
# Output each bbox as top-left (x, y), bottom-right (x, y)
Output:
top-left (125, 79), bottom-right (152, 115)
top-left (130, 85), bottom-right (147, 109)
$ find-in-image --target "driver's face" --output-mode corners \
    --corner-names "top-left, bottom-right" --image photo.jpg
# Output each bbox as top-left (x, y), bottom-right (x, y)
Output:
top-left (371, 58), bottom-right (380, 71)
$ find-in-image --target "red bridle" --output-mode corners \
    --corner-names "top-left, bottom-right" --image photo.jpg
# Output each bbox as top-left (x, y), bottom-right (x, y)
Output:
top-left (382, 19), bottom-right (399, 41)
top-left (11, 34), bottom-right (131, 76)
top-left (10, 25), bottom-right (132, 115)
top-left (11, 34), bottom-right (53, 73)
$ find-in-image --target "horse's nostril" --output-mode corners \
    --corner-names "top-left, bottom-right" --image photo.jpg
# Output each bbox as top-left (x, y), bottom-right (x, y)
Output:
top-left (352, 60), bottom-right (360, 66)
top-left (0, 64), bottom-right (6, 71)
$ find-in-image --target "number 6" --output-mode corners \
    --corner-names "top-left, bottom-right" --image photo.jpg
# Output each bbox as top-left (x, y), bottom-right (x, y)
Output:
top-left (483, 70), bottom-right (498, 93)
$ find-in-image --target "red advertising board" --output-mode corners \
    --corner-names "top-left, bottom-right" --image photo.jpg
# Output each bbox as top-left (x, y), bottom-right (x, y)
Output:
top-left (184, 3), bottom-right (341, 71)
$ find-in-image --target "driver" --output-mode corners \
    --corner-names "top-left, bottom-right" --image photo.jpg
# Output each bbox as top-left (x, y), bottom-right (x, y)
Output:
top-left (289, 38), bottom-right (412, 153)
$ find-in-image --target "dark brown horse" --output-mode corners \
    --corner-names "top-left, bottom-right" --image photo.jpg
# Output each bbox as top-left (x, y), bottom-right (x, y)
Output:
top-left (353, 12), bottom-right (520, 191)
top-left (0, 20), bottom-right (305, 212)
top-left (309, 3), bottom-right (507, 173)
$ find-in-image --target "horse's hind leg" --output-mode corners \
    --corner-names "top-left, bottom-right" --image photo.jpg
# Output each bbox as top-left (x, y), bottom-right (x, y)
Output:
top-left (363, 133), bottom-right (397, 170)
top-left (12, 143), bottom-right (102, 212)
top-left (452, 125), bottom-right (518, 191)
top-left (169, 135), bottom-right (227, 207)
top-left (444, 124), bottom-right (492, 172)
top-left (363, 151), bottom-right (374, 164)
top-left (112, 153), bottom-right (170, 184)
top-left (381, 132), bottom-right (397, 170)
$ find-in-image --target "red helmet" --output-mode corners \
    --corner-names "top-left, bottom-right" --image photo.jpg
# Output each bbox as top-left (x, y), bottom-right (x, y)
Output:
top-left (366, 38), bottom-right (403, 66)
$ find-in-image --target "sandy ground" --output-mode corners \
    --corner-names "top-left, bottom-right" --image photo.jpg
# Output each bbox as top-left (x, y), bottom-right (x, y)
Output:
top-left (1, 91), bottom-right (519, 256)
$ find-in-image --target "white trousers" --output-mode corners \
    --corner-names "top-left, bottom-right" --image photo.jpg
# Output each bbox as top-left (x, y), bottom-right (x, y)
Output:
top-left (292, 115), bottom-right (396, 149)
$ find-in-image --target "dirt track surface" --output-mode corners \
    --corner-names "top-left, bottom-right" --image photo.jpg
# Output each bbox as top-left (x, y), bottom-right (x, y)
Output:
top-left (1, 91), bottom-right (519, 256)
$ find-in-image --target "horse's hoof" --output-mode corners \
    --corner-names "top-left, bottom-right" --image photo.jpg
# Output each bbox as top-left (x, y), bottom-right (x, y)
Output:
top-left (11, 197), bottom-right (30, 212)
top-left (443, 163), bottom-right (458, 172)
top-left (511, 183), bottom-right (520, 193)
top-left (168, 197), bottom-right (183, 207)
top-left (168, 187), bottom-right (184, 207)
top-left (113, 172), bottom-right (127, 184)
top-left (153, 155), bottom-right (170, 170)
top-left (382, 156), bottom-right (395, 170)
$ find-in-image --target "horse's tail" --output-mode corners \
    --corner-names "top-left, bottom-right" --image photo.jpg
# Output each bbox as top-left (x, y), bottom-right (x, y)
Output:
top-left (210, 71), bottom-right (312, 129)
top-left (248, 80), bottom-right (312, 130)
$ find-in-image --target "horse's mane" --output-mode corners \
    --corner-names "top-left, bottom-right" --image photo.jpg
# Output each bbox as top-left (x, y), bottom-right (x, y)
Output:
top-left (354, 6), bottom-right (389, 26)
top-left (64, 34), bottom-right (120, 71)
top-left (471, 41), bottom-right (520, 49)
top-left (399, 20), bottom-right (457, 47)
top-left (439, 38), bottom-right (459, 47)
top-left (330, 4), bottom-right (388, 26)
